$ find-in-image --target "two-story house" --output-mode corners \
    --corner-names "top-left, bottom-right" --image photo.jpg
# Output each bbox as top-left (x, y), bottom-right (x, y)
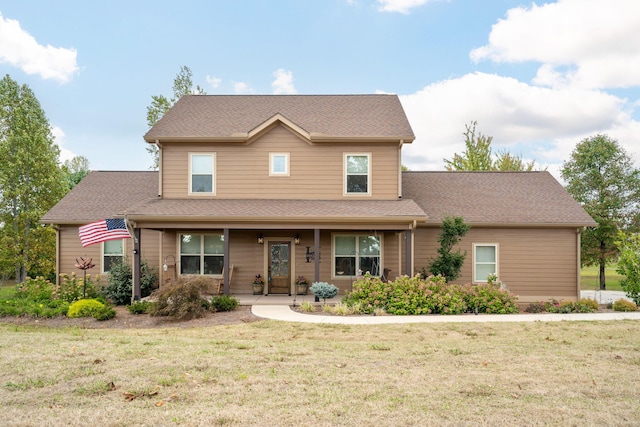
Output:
top-left (42, 94), bottom-right (596, 302)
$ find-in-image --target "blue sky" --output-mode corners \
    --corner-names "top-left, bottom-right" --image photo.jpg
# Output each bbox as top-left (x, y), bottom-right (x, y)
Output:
top-left (1, 0), bottom-right (639, 179)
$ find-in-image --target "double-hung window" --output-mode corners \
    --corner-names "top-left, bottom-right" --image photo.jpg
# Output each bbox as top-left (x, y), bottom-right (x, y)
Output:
top-left (334, 234), bottom-right (381, 277)
top-left (473, 244), bottom-right (498, 282)
top-left (269, 153), bottom-right (290, 176)
top-left (103, 239), bottom-right (124, 273)
top-left (189, 153), bottom-right (215, 194)
top-left (344, 153), bottom-right (370, 195)
top-left (180, 234), bottom-right (224, 275)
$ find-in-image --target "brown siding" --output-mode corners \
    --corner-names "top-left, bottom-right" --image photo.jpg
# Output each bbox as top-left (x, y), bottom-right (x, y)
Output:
top-left (414, 227), bottom-right (580, 302)
top-left (161, 125), bottom-right (400, 200)
top-left (57, 226), bottom-right (160, 285)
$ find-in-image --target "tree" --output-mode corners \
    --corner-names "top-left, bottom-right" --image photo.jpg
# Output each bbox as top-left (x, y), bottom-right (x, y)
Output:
top-left (615, 231), bottom-right (640, 305)
top-left (426, 216), bottom-right (470, 282)
top-left (444, 121), bottom-right (538, 171)
top-left (62, 155), bottom-right (90, 189)
top-left (0, 74), bottom-right (67, 282)
top-left (561, 134), bottom-right (640, 290)
top-left (146, 66), bottom-right (205, 169)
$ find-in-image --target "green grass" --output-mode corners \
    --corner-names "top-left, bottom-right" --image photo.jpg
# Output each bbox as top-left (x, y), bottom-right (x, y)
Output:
top-left (581, 264), bottom-right (625, 291)
top-left (0, 282), bottom-right (16, 299)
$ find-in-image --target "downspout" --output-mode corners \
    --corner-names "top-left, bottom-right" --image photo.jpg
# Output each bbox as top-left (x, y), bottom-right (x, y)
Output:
top-left (576, 227), bottom-right (585, 300)
top-left (156, 140), bottom-right (162, 197)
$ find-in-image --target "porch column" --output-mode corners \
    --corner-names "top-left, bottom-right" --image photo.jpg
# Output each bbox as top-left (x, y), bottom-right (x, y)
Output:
top-left (223, 228), bottom-right (230, 295)
top-left (405, 229), bottom-right (412, 277)
top-left (314, 228), bottom-right (320, 283)
top-left (132, 228), bottom-right (141, 302)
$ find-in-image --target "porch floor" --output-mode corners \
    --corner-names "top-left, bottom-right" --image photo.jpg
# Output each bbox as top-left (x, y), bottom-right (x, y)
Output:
top-left (231, 293), bottom-right (341, 306)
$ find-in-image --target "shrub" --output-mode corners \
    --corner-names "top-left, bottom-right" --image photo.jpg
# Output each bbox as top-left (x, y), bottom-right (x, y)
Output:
top-left (310, 282), bottom-right (338, 303)
top-left (461, 283), bottom-right (519, 314)
top-left (149, 277), bottom-right (210, 320)
top-left (127, 300), bottom-right (154, 314)
top-left (613, 299), bottom-right (638, 312)
top-left (68, 299), bottom-right (106, 318)
top-left (210, 295), bottom-right (239, 312)
top-left (15, 277), bottom-right (55, 302)
top-left (55, 273), bottom-right (100, 303)
top-left (544, 298), bottom-right (599, 313)
top-left (525, 302), bottom-right (546, 313)
top-left (101, 258), bottom-right (158, 305)
top-left (0, 298), bottom-right (69, 318)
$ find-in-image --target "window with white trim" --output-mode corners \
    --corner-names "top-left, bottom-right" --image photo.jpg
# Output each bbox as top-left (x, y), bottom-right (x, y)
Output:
top-left (103, 239), bottom-right (124, 273)
top-left (344, 154), bottom-right (370, 195)
top-left (473, 244), bottom-right (498, 282)
top-left (269, 153), bottom-right (290, 176)
top-left (180, 234), bottom-right (224, 275)
top-left (189, 153), bottom-right (215, 194)
top-left (334, 234), bottom-right (381, 277)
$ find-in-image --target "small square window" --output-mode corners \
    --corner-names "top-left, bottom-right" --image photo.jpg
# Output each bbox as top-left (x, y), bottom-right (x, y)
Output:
top-left (270, 153), bottom-right (290, 176)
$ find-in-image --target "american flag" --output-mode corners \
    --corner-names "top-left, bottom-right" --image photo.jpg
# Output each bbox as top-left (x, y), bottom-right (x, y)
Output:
top-left (78, 218), bottom-right (131, 247)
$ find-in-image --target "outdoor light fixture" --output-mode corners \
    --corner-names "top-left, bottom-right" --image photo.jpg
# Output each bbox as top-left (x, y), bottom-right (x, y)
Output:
top-left (294, 234), bottom-right (300, 245)
top-left (257, 234), bottom-right (264, 244)
top-left (305, 246), bottom-right (314, 263)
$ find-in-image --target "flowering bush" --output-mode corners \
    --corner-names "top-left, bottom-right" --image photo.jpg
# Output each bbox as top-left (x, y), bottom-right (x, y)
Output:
top-left (295, 276), bottom-right (309, 285)
top-left (342, 273), bottom-right (519, 315)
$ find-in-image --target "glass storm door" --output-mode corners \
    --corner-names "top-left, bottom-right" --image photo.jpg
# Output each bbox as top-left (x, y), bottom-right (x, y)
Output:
top-left (269, 242), bottom-right (291, 294)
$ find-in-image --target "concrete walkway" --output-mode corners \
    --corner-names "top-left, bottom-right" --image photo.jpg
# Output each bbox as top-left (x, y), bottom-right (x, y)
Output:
top-left (243, 290), bottom-right (640, 324)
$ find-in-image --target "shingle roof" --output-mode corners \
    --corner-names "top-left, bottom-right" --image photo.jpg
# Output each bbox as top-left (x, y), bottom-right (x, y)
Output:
top-left (143, 94), bottom-right (415, 142)
top-left (125, 198), bottom-right (426, 222)
top-left (41, 171), bottom-right (158, 223)
top-left (402, 171), bottom-right (596, 226)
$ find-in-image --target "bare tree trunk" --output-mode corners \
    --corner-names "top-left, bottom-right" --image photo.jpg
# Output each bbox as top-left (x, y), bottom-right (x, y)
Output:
top-left (599, 240), bottom-right (606, 290)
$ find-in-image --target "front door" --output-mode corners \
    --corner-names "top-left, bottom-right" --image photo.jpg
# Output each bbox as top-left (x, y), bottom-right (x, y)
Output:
top-left (269, 242), bottom-right (291, 294)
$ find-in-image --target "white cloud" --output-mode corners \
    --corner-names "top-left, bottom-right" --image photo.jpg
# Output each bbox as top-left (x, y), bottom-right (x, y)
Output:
top-left (51, 126), bottom-right (75, 163)
top-left (399, 72), bottom-right (640, 178)
top-left (376, 0), bottom-right (434, 14)
top-left (271, 69), bottom-right (297, 94)
top-left (233, 81), bottom-right (254, 94)
top-left (206, 75), bottom-right (221, 89)
top-left (0, 12), bottom-right (79, 83)
top-left (470, 0), bottom-right (640, 89)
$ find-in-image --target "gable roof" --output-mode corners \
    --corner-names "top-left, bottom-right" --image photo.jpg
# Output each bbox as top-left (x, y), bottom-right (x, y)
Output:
top-left (41, 171), bottom-right (158, 224)
top-left (402, 171), bottom-right (596, 227)
top-left (143, 94), bottom-right (415, 143)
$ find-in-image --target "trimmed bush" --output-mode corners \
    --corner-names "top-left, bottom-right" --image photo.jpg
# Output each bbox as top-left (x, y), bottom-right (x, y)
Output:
top-left (149, 277), bottom-right (211, 320)
top-left (210, 295), bottom-right (239, 312)
top-left (613, 299), bottom-right (638, 312)
top-left (462, 283), bottom-right (519, 314)
top-left (68, 299), bottom-right (106, 318)
top-left (310, 282), bottom-right (339, 303)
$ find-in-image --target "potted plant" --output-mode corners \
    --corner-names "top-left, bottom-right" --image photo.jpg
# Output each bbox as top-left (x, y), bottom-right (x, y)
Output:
top-left (252, 274), bottom-right (265, 295)
top-left (295, 276), bottom-right (309, 295)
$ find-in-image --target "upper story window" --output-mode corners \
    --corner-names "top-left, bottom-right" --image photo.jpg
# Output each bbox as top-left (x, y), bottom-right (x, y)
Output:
top-left (103, 239), bottom-right (124, 273)
top-left (269, 153), bottom-right (290, 176)
top-left (344, 153), bottom-right (371, 195)
top-left (180, 233), bottom-right (224, 275)
top-left (473, 243), bottom-right (498, 282)
top-left (189, 153), bottom-right (215, 195)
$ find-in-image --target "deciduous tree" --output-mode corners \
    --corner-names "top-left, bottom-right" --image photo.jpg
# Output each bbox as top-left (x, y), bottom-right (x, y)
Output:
top-left (444, 121), bottom-right (538, 171)
top-left (146, 66), bottom-right (205, 169)
top-left (426, 216), bottom-right (470, 282)
top-left (561, 134), bottom-right (640, 290)
top-left (0, 74), bottom-right (67, 282)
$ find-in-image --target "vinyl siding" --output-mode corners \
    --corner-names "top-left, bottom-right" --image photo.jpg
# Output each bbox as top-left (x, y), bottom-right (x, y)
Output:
top-left (161, 125), bottom-right (400, 200)
top-left (414, 227), bottom-right (580, 302)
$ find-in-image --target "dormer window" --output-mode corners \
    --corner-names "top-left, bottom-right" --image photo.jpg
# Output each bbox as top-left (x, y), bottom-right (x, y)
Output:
top-left (344, 153), bottom-right (371, 195)
top-left (269, 153), bottom-right (290, 176)
top-left (189, 153), bottom-right (215, 195)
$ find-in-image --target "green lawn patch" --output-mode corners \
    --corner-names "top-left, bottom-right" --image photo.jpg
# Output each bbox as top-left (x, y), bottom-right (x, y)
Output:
top-left (581, 264), bottom-right (624, 291)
